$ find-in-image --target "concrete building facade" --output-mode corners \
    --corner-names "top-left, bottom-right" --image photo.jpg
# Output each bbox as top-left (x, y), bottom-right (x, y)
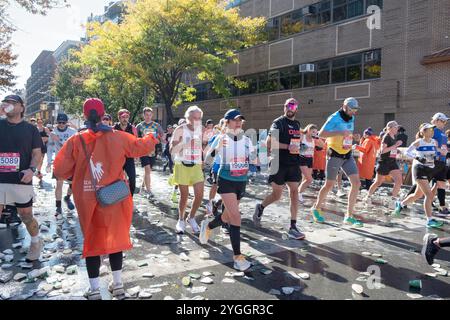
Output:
top-left (177, 0), bottom-right (450, 137)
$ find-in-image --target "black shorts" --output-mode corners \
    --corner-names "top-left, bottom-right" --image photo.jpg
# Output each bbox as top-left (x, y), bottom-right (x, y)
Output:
top-left (376, 160), bottom-right (400, 176)
top-left (140, 156), bottom-right (156, 168)
top-left (15, 199), bottom-right (33, 209)
top-left (432, 160), bottom-right (447, 182)
top-left (413, 164), bottom-right (435, 181)
top-left (299, 156), bottom-right (313, 168)
top-left (268, 163), bottom-right (301, 185)
top-left (41, 145), bottom-right (47, 154)
top-left (217, 177), bottom-right (246, 200)
top-left (446, 165), bottom-right (450, 180)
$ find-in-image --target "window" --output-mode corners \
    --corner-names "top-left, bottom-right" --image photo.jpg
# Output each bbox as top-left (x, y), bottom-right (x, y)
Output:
top-left (267, 17), bottom-right (280, 42)
top-left (279, 68), bottom-right (292, 91)
top-left (333, 0), bottom-right (347, 22)
top-left (304, 70), bottom-right (317, 87)
top-left (364, 49), bottom-right (381, 79)
top-left (317, 61), bottom-right (331, 85)
top-left (347, 0), bottom-right (364, 18)
top-left (346, 53), bottom-right (362, 81)
top-left (332, 57), bottom-right (346, 83)
top-left (259, 72), bottom-right (279, 93)
top-left (384, 113), bottom-right (395, 126)
top-left (240, 76), bottom-right (258, 95)
top-left (318, 0), bottom-right (331, 25)
top-left (366, 0), bottom-right (383, 10)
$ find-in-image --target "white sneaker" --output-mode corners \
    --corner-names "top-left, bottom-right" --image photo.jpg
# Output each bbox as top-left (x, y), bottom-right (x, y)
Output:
top-left (233, 255), bottom-right (251, 271)
top-left (206, 201), bottom-right (213, 216)
top-left (336, 190), bottom-right (346, 198)
top-left (199, 219), bottom-right (211, 244)
top-left (26, 238), bottom-right (43, 262)
top-left (187, 217), bottom-right (200, 234)
top-left (176, 219), bottom-right (186, 234)
top-left (298, 193), bottom-right (305, 204)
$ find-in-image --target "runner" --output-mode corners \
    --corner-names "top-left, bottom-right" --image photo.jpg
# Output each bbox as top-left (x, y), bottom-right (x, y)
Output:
top-left (170, 106), bottom-right (204, 235)
top-left (0, 94), bottom-right (44, 261)
top-left (298, 124), bottom-right (324, 203)
top-left (163, 125), bottom-right (175, 174)
top-left (310, 97), bottom-right (363, 227)
top-left (53, 98), bottom-right (158, 300)
top-left (48, 113), bottom-right (77, 215)
top-left (422, 234), bottom-right (450, 265)
top-left (200, 109), bottom-right (255, 271)
top-left (136, 107), bottom-right (165, 198)
top-left (430, 113), bottom-right (449, 216)
top-left (356, 127), bottom-right (380, 190)
top-left (113, 109), bottom-right (138, 196)
top-left (36, 118), bottom-right (50, 183)
top-left (365, 121), bottom-right (403, 206)
top-left (394, 123), bottom-right (444, 228)
top-left (253, 98), bottom-right (306, 240)
top-left (102, 114), bottom-right (113, 127)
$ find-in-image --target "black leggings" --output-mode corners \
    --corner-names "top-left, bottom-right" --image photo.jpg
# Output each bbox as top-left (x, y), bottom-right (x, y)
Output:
top-left (123, 158), bottom-right (136, 195)
top-left (439, 237), bottom-right (450, 248)
top-left (86, 252), bottom-right (123, 279)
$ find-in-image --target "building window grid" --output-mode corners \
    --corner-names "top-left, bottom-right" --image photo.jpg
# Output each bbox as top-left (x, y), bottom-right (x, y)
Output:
top-left (193, 49), bottom-right (381, 102)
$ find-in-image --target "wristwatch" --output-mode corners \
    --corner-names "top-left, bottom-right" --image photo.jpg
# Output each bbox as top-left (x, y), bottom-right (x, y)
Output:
top-left (29, 167), bottom-right (37, 173)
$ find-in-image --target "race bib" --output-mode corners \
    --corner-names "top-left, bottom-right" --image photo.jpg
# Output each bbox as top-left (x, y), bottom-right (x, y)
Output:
top-left (289, 138), bottom-right (300, 155)
top-left (425, 154), bottom-right (435, 165)
top-left (0, 153), bottom-right (20, 173)
top-left (390, 149), bottom-right (398, 159)
top-left (343, 136), bottom-right (353, 149)
top-left (183, 140), bottom-right (202, 163)
top-left (230, 157), bottom-right (249, 177)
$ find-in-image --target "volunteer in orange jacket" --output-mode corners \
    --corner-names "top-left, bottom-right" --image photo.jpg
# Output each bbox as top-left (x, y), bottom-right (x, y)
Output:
top-left (355, 127), bottom-right (381, 190)
top-left (53, 98), bottom-right (158, 300)
top-left (313, 139), bottom-right (327, 180)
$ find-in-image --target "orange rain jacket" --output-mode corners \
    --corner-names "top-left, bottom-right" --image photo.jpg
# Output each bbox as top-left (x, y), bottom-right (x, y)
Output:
top-left (313, 140), bottom-right (327, 171)
top-left (355, 135), bottom-right (381, 180)
top-left (53, 129), bottom-right (157, 258)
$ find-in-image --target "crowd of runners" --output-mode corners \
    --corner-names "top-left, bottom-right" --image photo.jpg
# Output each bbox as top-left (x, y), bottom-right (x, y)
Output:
top-left (1, 94), bottom-right (449, 299)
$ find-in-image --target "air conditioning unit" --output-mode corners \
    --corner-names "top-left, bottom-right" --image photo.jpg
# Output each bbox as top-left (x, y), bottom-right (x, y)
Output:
top-left (302, 5), bottom-right (316, 15)
top-left (299, 64), bottom-right (316, 73)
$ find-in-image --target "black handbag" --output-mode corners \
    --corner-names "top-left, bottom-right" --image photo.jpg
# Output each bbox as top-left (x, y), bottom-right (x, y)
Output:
top-left (79, 134), bottom-right (130, 207)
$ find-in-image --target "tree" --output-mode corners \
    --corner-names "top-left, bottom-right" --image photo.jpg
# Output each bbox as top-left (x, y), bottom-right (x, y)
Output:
top-left (0, 0), bottom-right (68, 92)
top-left (120, 0), bottom-right (266, 124)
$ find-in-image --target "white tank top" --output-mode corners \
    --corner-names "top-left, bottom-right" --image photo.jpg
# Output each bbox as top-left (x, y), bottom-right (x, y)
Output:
top-left (300, 135), bottom-right (315, 158)
top-left (175, 125), bottom-right (203, 164)
top-left (413, 139), bottom-right (437, 168)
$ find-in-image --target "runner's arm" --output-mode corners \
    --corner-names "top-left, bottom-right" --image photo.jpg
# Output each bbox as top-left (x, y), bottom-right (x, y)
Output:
top-left (405, 140), bottom-right (420, 159)
top-left (169, 126), bottom-right (184, 157)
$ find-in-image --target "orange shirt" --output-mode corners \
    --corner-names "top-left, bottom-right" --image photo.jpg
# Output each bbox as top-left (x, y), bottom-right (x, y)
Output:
top-left (53, 129), bottom-right (157, 258)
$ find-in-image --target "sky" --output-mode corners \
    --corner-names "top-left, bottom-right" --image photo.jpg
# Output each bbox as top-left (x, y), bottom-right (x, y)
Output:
top-left (7, 0), bottom-right (111, 90)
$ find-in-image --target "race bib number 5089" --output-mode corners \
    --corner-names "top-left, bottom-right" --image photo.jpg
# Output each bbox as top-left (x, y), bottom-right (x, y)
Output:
top-left (0, 153), bottom-right (20, 173)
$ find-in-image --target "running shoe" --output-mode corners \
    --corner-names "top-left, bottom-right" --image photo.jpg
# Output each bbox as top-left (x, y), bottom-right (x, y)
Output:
top-left (176, 219), bottom-right (186, 234)
top-left (25, 238), bottom-right (44, 262)
top-left (435, 207), bottom-right (450, 218)
top-left (298, 193), bottom-right (305, 204)
top-left (147, 191), bottom-right (155, 199)
top-left (393, 200), bottom-right (404, 216)
top-left (422, 233), bottom-right (440, 265)
top-left (336, 190), bottom-right (346, 198)
top-left (212, 199), bottom-right (222, 217)
top-left (206, 201), bottom-right (213, 216)
top-left (108, 282), bottom-right (125, 299)
top-left (64, 196), bottom-right (75, 210)
top-left (221, 223), bottom-right (230, 235)
top-left (187, 217), bottom-right (200, 234)
top-left (288, 226), bottom-right (306, 240)
top-left (55, 206), bottom-right (63, 216)
top-left (426, 219), bottom-right (444, 229)
top-left (343, 216), bottom-right (364, 227)
top-left (253, 203), bottom-right (264, 227)
top-left (310, 208), bottom-right (325, 223)
top-left (233, 255), bottom-right (251, 271)
top-left (84, 289), bottom-right (102, 300)
top-left (199, 220), bottom-right (212, 244)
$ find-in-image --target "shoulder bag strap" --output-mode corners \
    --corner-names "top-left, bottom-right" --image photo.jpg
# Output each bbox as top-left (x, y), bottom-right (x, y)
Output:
top-left (78, 133), bottom-right (97, 192)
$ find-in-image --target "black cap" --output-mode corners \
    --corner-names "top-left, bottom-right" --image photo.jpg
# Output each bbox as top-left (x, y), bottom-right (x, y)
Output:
top-left (2, 94), bottom-right (24, 105)
top-left (56, 113), bottom-right (69, 122)
top-left (206, 119), bottom-right (213, 125)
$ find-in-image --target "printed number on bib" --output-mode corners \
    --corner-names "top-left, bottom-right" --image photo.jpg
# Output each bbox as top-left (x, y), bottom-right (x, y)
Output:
top-left (230, 157), bottom-right (249, 177)
top-left (343, 136), bottom-right (353, 149)
top-left (183, 147), bottom-right (202, 162)
top-left (290, 138), bottom-right (300, 155)
top-left (0, 153), bottom-right (20, 173)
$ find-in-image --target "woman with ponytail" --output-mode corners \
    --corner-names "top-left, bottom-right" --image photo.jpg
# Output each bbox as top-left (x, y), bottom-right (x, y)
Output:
top-left (53, 98), bottom-right (158, 300)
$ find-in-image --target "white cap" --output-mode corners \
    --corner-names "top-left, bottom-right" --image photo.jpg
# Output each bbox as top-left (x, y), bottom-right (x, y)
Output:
top-left (343, 97), bottom-right (360, 109)
top-left (432, 112), bottom-right (449, 122)
top-left (421, 123), bottom-right (435, 131)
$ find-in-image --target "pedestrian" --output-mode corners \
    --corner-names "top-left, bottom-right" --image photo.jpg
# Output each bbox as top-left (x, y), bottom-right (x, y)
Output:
top-left (170, 106), bottom-right (204, 235)
top-left (136, 107), bottom-right (165, 198)
top-left (253, 98), bottom-right (306, 240)
top-left (0, 94), bottom-right (44, 261)
top-left (355, 127), bottom-right (380, 190)
top-left (163, 125), bottom-right (175, 174)
top-left (396, 126), bottom-right (408, 147)
top-left (365, 121), bottom-right (403, 206)
top-left (113, 109), bottom-right (138, 196)
top-left (200, 109), bottom-right (256, 271)
top-left (102, 114), bottom-right (113, 126)
top-left (310, 97), bottom-right (363, 227)
top-left (53, 98), bottom-right (158, 300)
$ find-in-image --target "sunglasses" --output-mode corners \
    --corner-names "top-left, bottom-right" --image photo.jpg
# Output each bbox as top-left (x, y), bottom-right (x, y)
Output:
top-left (58, 122), bottom-right (67, 125)
top-left (102, 118), bottom-right (111, 121)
